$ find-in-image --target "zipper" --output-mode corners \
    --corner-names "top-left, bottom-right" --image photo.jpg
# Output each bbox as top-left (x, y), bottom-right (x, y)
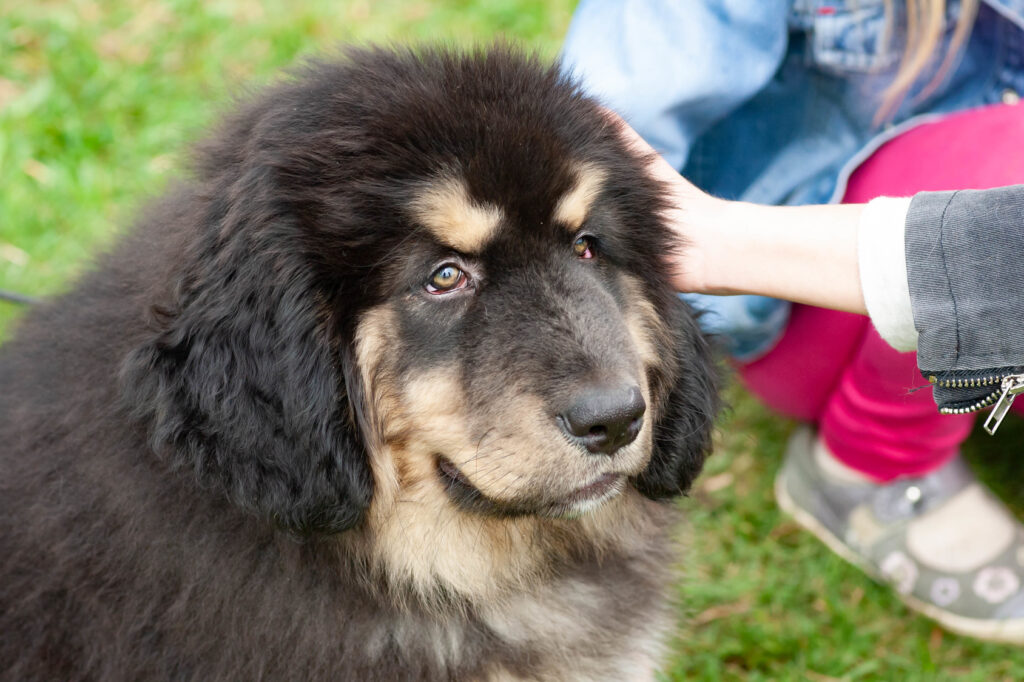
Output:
top-left (984, 375), bottom-right (1024, 435)
top-left (930, 372), bottom-right (1024, 435)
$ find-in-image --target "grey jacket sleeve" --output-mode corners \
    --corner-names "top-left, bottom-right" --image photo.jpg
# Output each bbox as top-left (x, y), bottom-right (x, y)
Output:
top-left (906, 187), bottom-right (1024, 423)
top-left (907, 186), bottom-right (1024, 375)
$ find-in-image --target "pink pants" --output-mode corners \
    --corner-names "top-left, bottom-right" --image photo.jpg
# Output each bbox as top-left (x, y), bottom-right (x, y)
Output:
top-left (738, 103), bottom-right (1024, 481)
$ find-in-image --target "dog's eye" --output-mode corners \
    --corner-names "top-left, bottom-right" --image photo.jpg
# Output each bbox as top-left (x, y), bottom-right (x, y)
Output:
top-left (426, 264), bottom-right (469, 294)
top-left (573, 236), bottom-right (595, 259)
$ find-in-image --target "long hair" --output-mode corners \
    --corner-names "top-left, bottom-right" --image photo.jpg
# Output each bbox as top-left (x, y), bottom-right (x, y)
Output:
top-left (877, 0), bottom-right (980, 122)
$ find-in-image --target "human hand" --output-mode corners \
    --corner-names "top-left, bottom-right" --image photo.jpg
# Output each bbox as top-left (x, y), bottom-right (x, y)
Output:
top-left (605, 109), bottom-right (867, 313)
top-left (602, 109), bottom-right (728, 294)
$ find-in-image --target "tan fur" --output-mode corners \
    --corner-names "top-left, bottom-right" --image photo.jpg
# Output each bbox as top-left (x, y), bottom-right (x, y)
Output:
top-left (350, 300), bottom-right (668, 608)
top-left (479, 565), bottom-right (672, 681)
top-left (409, 176), bottom-right (504, 253)
top-left (553, 163), bottom-right (607, 231)
top-left (619, 274), bottom-right (671, 369)
top-left (619, 273), bottom-right (678, 418)
top-left (352, 304), bottom-right (404, 496)
top-left (351, 296), bottom-right (680, 680)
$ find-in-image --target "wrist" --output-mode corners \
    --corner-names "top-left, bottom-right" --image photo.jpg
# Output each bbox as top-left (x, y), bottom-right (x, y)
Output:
top-left (670, 192), bottom-right (736, 294)
top-left (682, 197), bottom-right (759, 296)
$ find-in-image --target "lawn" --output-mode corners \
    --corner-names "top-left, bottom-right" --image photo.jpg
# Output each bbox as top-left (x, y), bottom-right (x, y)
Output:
top-left (2, 2), bottom-right (1022, 679)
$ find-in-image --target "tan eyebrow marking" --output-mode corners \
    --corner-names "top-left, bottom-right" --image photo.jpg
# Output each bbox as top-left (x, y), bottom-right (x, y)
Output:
top-left (408, 177), bottom-right (503, 253)
top-left (553, 163), bottom-right (607, 231)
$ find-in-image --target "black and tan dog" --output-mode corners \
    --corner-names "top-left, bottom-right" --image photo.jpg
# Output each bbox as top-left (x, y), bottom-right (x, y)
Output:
top-left (0, 46), bottom-right (717, 681)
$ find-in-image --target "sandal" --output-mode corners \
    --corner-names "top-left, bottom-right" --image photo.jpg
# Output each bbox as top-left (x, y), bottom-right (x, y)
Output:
top-left (776, 426), bottom-right (1024, 642)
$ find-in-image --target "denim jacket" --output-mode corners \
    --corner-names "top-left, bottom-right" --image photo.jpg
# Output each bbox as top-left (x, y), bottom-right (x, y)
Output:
top-left (562, 0), bottom-right (1024, 360)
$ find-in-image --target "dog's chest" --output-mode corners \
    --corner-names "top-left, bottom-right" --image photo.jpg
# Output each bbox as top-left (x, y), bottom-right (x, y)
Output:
top-left (478, 575), bottom-right (674, 681)
top-left (362, 563), bottom-right (674, 681)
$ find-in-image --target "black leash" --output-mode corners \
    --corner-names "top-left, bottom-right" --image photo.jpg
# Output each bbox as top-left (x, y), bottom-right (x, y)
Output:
top-left (0, 289), bottom-right (38, 305)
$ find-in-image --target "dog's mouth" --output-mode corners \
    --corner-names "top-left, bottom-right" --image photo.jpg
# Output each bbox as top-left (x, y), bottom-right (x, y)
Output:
top-left (436, 455), bottom-right (625, 518)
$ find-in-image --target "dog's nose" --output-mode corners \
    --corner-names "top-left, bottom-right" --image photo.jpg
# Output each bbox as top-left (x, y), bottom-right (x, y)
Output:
top-left (559, 384), bottom-right (646, 456)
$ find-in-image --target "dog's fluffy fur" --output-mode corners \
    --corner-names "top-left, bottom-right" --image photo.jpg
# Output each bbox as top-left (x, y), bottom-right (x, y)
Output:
top-left (0, 46), bottom-right (718, 681)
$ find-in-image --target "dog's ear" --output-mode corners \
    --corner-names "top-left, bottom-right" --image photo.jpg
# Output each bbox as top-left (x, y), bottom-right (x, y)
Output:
top-left (634, 308), bottom-right (719, 500)
top-left (120, 192), bottom-right (373, 535)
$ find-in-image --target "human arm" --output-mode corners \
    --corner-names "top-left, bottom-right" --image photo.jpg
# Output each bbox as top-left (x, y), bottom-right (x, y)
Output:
top-left (660, 152), bottom-right (1024, 380)
top-left (618, 114), bottom-right (870, 315)
top-left (620, 116), bottom-right (1024, 427)
top-left (667, 187), bottom-right (870, 315)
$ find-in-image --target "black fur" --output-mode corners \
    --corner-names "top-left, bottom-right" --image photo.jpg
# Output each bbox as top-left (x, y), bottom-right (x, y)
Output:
top-left (0, 46), bottom-right (718, 680)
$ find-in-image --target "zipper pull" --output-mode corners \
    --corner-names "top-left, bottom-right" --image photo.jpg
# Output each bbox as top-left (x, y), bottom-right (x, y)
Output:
top-left (983, 374), bottom-right (1024, 435)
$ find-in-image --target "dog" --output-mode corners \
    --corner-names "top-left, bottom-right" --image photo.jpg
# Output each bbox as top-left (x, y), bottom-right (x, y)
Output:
top-left (0, 46), bottom-right (718, 681)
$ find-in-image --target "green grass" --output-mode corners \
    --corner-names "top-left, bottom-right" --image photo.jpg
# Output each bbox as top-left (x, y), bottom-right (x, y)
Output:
top-left (2, 2), bottom-right (1023, 679)
top-left (0, 0), bottom-right (575, 336)
top-left (668, 386), bottom-right (1024, 681)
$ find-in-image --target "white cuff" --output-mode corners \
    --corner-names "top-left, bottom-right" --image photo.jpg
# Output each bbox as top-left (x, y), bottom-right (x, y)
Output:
top-left (857, 196), bottom-right (917, 351)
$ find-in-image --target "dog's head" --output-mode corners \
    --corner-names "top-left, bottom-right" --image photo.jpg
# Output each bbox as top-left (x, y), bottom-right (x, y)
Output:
top-left (122, 46), bottom-right (717, 537)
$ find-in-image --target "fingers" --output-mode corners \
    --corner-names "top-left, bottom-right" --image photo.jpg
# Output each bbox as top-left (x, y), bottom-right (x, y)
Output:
top-left (599, 107), bottom-right (707, 201)
top-left (596, 105), bottom-right (719, 294)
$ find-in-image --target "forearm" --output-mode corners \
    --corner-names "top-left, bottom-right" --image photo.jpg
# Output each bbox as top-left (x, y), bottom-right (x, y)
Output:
top-left (680, 197), bottom-right (868, 314)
